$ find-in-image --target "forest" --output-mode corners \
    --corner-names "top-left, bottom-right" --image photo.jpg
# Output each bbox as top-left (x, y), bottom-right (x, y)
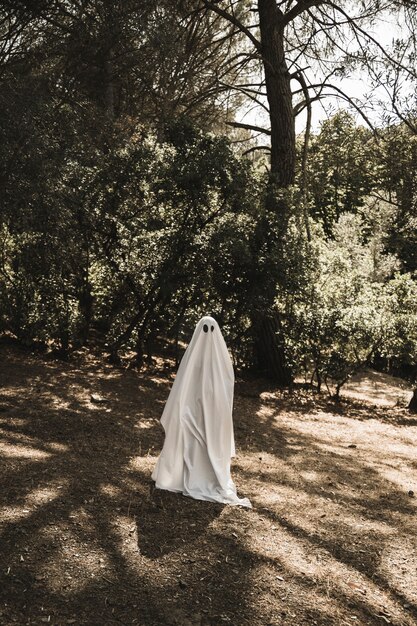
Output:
top-left (1, 2), bottom-right (417, 625)
top-left (1, 1), bottom-right (417, 398)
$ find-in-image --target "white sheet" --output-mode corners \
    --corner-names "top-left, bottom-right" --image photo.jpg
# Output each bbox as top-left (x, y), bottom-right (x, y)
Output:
top-left (151, 315), bottom-right (251, 507)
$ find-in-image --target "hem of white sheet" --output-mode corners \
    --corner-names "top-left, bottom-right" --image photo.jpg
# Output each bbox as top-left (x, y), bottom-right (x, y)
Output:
top-left (153, 482), bottom-right (252, 508)
top-left (153, 484), bottom-right (183, 494)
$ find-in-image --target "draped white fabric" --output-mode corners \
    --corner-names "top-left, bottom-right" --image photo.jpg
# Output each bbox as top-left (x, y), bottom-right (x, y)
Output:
top-left (152, 316), bottom-right (251, 507)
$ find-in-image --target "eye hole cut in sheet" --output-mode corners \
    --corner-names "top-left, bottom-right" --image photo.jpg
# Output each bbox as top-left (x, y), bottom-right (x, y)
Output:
top-left (151, 315), bottom-right (251, 507)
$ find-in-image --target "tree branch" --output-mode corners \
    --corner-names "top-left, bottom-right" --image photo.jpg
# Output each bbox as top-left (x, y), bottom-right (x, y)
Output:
top-left (282, 0), bottom-right (326, 27)
top-left (226, 121), bottom-right (271, 135)
top-left (201, 0), bottom-right (261, 51)
top-left (324, 2), bottom-right (417, 80)
top-left (321, 82), bottom-right (381, 137)
top-left (219, 80), bottom-right (269, 112)
top-left (292, 70), bottom-right (312, 241)
top-left (242, 145), bottom-right (271, 156)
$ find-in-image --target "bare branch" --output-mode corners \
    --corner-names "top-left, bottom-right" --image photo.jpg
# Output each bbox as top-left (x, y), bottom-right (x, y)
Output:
top-left (292, 70), bottom-right (312, 241)
top-left (200, 0), bottom-right (261, 51)
top-left (321, 82), bottom-right (381, 136)
top-left (282, 0), bottom-right (326, 27)
top-left (219, 80), bottom-right (269, 112)
top-left (242, 145), bottom-right (271, 156)
top-left (325, 2), bottom-right (417, 80)
top-left (226, 121), bottom-right (271, 135)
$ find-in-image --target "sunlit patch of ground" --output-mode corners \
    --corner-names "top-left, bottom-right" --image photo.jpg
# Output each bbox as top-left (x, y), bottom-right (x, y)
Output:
top-left (0, 440), bottom-right (51, 459)
top-left (341, 368), bottom-right (414, 407)
top-left (0, 341), bottom-right (416, 625)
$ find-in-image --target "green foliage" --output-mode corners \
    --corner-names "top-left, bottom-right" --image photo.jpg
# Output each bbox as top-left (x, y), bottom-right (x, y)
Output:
top-left (379, 124), bottom-right (417, 272)
top-left (0, 112), bottom-right (261, 360)
top-left (280, 211), bottom-right (417, 394)
top-left (306, 112), bottom-right (377, 234)
top-left (1, 0), bottom-right (417, 386)
top-left (378, 273), bottom-right (417, 371)
top-left (3, 96), bottom-right (417, 384)
top-left (307, 114), bottom-right (417, 272)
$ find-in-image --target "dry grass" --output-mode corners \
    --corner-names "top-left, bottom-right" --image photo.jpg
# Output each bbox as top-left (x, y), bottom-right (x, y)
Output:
top-left (0, 340), bottom-right (416, 626)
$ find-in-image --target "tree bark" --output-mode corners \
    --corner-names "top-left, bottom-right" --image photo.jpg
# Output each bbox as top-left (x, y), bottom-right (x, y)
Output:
top-left (104, 54), bottom-right (115, 120)
top-left (258, 0), bottom-right (295, 187)
top-left (408, 388), bottom-right (417, 413)
top-left (248, 1), bottom-right (295, 385)
top-left (253, 311), bottom-right (292, 386)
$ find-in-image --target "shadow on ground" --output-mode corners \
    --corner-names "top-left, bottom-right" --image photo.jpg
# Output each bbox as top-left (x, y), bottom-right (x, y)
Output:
top-left (0, 342), bottom-right (416, 625)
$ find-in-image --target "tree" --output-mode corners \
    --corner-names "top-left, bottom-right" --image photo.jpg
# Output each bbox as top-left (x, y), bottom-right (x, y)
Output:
top-left (281, 212), bottom-right (417, 397)
top-left (2, 0), bottom-right (417, 387)
top-left (197, 0), bottom-right (417, 383)
top-left (379, 123), bottom-right (417, 273)
top-left (306, 112), bottom-right (376, 233)
top-left (200, 1), bottom-right (417, 186)
top-left (0, 0), bottom-right (256, 358)
top-left (0, 0), bottom-right (249, 131)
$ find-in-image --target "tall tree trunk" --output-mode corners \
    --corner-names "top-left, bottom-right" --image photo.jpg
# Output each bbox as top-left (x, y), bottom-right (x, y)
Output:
top-left (202, 0), bottom-right (297, 385)
top-left (251, 1), bottom-right (295, 385)
top-left (253, 312), bottom-right (292, 386)
top-left (249, 209), bottom-right (294, 385)
top-left (258, 0), bottom-right (295, 188)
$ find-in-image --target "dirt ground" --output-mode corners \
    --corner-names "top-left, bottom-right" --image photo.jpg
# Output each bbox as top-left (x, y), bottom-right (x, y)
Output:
top-left (1, 340), bottom-right (416, 626)
top-left (341, 369), bottom-right (414, 408)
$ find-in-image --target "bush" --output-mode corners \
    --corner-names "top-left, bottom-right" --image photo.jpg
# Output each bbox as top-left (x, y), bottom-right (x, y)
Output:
top-left (280, 211), bottom-right (417, 395)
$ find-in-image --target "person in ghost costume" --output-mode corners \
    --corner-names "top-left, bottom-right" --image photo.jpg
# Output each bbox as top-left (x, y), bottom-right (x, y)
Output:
top-left (152, 315), bottom-right (251, 507)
